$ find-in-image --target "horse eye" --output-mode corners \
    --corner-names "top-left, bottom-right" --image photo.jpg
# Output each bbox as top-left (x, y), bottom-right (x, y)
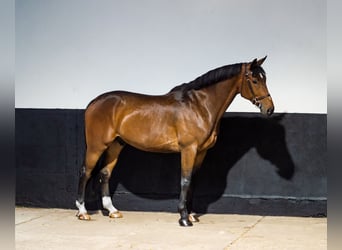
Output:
top-left (252, 79), bottom-right (258, 84)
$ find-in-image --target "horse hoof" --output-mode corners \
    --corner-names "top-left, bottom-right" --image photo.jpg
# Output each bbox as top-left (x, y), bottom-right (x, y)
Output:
top-left (189, 214), bottom-right (199, 223)
top-left (77, 213), bottom-right (91, 220)
top-left (179, 218), bottom-right (193, 227)
top-left (109, 211), bottom-right (123, 219)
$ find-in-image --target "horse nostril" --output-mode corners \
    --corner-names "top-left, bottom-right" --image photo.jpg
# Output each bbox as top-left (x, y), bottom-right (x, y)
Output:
top-left (267, 107), bottom-right (274, 116)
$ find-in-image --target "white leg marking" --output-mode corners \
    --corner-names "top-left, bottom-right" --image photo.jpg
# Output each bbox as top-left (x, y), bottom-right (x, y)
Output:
top-left (75, 200), bottom-right (87, 215)
top-left (102, 196), bottom-right (118, 214)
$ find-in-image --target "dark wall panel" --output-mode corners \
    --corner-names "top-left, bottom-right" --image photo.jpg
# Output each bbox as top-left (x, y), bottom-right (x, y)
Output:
top-left (15, 109), bottom-right (326, 216)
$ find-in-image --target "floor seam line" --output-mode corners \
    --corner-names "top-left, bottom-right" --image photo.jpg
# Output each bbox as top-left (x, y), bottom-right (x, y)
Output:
top-left (15, 215), bottom-right (45, 226)
top-left (224, 216), bottom-right (265, 249)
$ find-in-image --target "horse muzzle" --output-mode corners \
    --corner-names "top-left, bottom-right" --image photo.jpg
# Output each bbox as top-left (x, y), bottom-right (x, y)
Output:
top-left (257, 96), bottom-right (274, 116)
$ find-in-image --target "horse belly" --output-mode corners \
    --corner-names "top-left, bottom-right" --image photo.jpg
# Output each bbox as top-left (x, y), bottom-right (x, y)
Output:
top-left (117, 112), bottom-right (180, 153)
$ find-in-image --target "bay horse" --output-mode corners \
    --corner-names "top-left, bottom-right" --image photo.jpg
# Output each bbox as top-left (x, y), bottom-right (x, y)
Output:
top-left (76, 56), bottom-right (274, 226)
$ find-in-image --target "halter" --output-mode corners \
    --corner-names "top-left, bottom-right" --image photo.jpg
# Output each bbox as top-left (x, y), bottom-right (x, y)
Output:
top-left (243, 65), bottom-right (271, 108)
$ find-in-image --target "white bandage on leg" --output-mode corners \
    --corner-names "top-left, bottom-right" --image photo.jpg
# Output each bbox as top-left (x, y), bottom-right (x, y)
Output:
top-left (102, 196), bottom-right (118, 214)
top-left (75, 200), bottom-right (87, 215)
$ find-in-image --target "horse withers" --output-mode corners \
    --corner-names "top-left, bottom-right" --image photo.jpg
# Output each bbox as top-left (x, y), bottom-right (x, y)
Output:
top-left (76, 56), bottom-right (274, 226)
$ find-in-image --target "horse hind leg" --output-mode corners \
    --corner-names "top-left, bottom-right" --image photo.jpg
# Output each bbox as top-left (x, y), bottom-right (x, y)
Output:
top-left (76, 146), bottom-right (105, 220)
top-left (76, 165), bottom-right (89, 220)
top-left (100, 138), bottom-right (125, 218)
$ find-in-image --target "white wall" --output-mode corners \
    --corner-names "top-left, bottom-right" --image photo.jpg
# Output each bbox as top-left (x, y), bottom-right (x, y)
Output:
top-left (15, 0), bottom-right (326, 113)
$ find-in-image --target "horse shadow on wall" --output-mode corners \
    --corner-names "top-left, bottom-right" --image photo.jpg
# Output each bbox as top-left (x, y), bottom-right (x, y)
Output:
top-left (84, 113), bottom-right (295, 214)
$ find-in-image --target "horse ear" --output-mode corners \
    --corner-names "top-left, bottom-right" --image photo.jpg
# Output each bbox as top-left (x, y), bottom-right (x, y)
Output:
top-left (250, 58), bottom-right (258, 68)
top-left (257, 56), bottom-right (267, 66)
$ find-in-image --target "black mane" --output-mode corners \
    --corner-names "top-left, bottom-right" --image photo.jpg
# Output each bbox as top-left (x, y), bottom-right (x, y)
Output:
top-left (170, 63), bottom-right (242, 93)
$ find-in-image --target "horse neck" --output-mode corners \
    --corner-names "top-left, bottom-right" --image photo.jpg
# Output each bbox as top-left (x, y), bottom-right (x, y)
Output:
top-left (197, 76), bottom-right (241, 121)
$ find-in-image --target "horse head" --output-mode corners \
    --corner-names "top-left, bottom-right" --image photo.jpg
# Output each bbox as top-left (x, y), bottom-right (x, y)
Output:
top-left (240, 56), bottom-right (274, 116)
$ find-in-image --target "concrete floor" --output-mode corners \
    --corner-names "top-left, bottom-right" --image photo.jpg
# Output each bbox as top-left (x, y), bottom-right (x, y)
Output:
top-left (15, 207), bottom-right (326, 250)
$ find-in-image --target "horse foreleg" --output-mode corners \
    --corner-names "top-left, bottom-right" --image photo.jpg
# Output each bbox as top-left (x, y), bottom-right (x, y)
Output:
top-left (178, 145), bottom-right (197, 227)
top-left (185, 150), bottom-right (207, 223)
top-left (100, 140), bottom-right (124, 218)
top-left (186, 175), bottom-right (199, 223)
top-left (178, 175), bottom-right (193, 226)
